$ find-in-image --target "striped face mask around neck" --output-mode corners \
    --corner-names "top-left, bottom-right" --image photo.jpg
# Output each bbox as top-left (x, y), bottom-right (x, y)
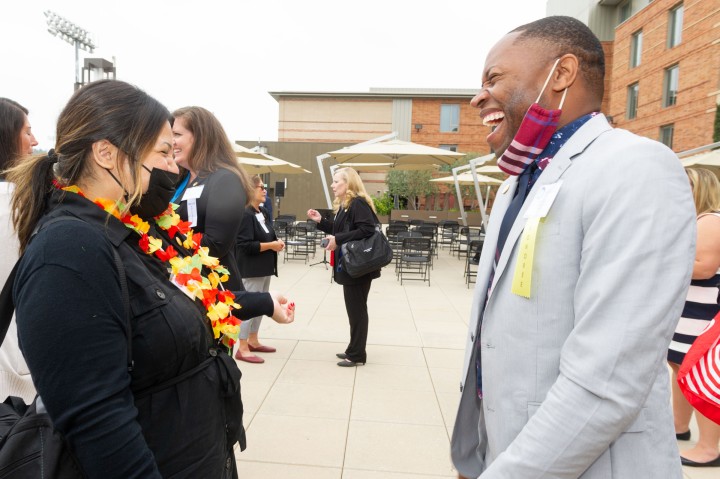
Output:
top-left (496, 58), bottom-right (568, 176)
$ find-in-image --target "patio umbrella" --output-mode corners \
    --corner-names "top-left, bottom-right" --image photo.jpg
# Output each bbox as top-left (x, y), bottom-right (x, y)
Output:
top-left (430, 172), bottom-right (502, 186)
top-left (327, 139), bottom-right (464, 167)
top-left (681, 149), bottom-right (720, 176)
top-left (474, 165), bottom-right (505, 179)
top-left (232, 143), bottom-right (267, 160)
top-left (234, 144), bottom-right (311, 174)
top-left (336, 162), bottom-right (440, 171)
top-left (238, 156), bottom-right (311, 175)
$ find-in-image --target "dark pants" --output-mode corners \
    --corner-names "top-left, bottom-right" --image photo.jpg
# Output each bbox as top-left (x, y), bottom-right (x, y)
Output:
top-left (342, 279), bottom-right (372, 363)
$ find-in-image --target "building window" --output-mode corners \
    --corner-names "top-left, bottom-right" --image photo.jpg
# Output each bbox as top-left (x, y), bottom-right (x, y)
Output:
top-left (440, 104), bottom-right (460, 132)
top-left (630, 30), bottom-right (642, 68)
top-left (439, 144), bottom-right (458, 152)
top-left (668, 3), bottom-right (683, 48)
top-left (663, 64), bottom-right (679, 107)
top-left (619, 1), bottom-right (632, 24)
top-left (659, 124), bottom-right (674, 148)
top-left (626, 83), bottom-right (639, 120)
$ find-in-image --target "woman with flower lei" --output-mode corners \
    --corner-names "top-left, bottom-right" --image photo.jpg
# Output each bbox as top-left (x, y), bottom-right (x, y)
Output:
top-left (8, 80), bottom-right (294, 479)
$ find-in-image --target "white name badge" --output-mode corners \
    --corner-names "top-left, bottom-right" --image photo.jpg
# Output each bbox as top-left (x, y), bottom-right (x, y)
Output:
top-left (256, 212), bottom-right (270, 233)
top-left (169, 274), bottom-right (195, 299)
top-left (187, 198), bottom-right (198, 227)
top-left (524, 181), bottom-right (562, 219)
top-left (182, 185), bottom-right (204, 201)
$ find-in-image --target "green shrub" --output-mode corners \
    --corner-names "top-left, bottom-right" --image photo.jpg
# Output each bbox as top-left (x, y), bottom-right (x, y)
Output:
top-left (373, 193), bottom-right (393, 216)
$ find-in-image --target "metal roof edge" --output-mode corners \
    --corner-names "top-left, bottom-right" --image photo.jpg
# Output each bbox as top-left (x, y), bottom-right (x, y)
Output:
top-left (269, 88), bottom-right (478, 102)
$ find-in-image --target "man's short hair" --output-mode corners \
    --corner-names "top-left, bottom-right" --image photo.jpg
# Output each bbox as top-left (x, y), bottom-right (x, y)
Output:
top-left (511, 16), bottom-right (605, 101)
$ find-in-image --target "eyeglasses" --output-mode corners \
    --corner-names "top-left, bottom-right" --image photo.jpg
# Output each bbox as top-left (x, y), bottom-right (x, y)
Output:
top-left (257, 184), bottom-right (267, 190)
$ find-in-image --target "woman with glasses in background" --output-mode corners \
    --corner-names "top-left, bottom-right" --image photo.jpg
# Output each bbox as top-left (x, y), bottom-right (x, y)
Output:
top-left (235, 176), bottom-right (285, 363)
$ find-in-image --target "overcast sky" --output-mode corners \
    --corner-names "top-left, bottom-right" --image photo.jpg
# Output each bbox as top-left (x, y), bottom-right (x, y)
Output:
top-left (1, 1), bottom-right (547, 149)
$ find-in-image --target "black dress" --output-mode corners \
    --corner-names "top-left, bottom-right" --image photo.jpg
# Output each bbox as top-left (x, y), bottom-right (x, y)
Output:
top-left (14, 191), bottom-right (273, 478)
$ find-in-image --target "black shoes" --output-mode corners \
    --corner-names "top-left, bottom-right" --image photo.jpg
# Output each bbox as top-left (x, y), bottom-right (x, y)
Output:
top-left (336, 352), bottom-right (365, 366)
top-left (676, 430), bottom-right (691, 441)
top-left (337, 358), bottom-right (365, 367)
top-left (680, 454), bottom-right (720, 467)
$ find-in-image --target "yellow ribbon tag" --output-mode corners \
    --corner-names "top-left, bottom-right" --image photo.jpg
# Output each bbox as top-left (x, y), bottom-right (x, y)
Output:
top-left (511, 217), bottom-right (542, 298)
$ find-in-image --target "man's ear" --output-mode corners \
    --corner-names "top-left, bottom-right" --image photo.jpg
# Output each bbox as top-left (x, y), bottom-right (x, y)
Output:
top-left (553, 54), bottom-right (579, 92)
top-left (91, 140), bottom-right (119, 170)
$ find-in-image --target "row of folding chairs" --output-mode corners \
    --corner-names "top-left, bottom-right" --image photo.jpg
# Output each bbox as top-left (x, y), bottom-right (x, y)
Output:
top-left (383, 229), bottom-right (433, 286)
top-left (453, 226), bottom-right (484, 259)
top-left (465, 239), bottom-right (484, 288)
top-left (273, 220), bottom-right (322, 263)
top-left (396, 235), bottom-right (433, 286)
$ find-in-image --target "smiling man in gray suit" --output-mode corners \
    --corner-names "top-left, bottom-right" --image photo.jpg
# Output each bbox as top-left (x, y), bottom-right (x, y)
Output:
top-left (450, 16), bottom-right (696, 479)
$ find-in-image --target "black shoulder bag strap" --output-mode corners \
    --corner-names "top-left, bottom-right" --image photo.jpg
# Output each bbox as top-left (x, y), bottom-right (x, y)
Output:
top-left (0, 216), bottom-right (133, 372)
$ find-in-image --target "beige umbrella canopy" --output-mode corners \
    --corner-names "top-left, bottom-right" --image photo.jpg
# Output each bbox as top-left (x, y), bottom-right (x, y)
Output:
top-left (232, 143), bottom-right (267, 160)
top-left (336, 162), bottom-right (440, 171)
top-left (233, 144), bottom-right (310, 175)
top-left (327, 139), bottom-right (464, 167)
top-left (430, 172), bottom-right (503, 186)
top-left (474, 165), bottom-right (505, 179)
top-left (681, 149), bottom-right (720, 176)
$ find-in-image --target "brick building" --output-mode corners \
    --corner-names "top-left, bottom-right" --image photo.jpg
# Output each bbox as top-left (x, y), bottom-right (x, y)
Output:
top-left (247, 89), bottom-right (491, 219)
top-left (549, 0), bottom-right (720, 152)
top-left (271, 88), bottom-right (490, 154)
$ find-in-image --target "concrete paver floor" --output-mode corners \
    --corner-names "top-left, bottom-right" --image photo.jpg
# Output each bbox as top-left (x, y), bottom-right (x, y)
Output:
top-left (232, 242), bottom-right (716, 478)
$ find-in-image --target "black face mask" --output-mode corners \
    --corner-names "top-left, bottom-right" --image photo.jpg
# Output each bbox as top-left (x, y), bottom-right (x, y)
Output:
top-left (130, 165), bottom-right (179, 218)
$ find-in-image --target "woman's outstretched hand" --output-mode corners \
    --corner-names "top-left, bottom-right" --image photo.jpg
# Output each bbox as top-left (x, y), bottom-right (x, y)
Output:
top-left (269, 291), bottom-right (295, 324)
top-left (307, 209), bottom-right (322, 222)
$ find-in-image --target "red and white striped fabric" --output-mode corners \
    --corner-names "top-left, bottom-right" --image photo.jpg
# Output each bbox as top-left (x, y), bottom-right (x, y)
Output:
top-left (678, 314), bottom-right (720, 424)
top-left (496, 103), bottom-right (561, 176)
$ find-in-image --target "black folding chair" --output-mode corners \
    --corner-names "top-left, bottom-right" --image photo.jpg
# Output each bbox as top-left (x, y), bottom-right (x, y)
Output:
top-left (398, 237), bottom-right (432, 286)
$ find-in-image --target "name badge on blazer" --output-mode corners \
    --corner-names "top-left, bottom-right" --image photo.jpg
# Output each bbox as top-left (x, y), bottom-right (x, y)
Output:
top-left (181, 185), bottom-right (204, 201)
top-left (513, 180), bottom-right (562, 298)
top-left (255, 212), bottom-right (270, 233)
top-left (524, 181), bottom-right (562, 219)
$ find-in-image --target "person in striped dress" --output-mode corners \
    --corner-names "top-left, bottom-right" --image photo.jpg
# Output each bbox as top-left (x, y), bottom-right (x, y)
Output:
top-left (668, 166), bottom-right (720, 467)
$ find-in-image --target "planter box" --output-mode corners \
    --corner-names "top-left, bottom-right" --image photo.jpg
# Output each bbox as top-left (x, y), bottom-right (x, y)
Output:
top-left (388, 210), bottom-right (485, 227)
top-left (463, 212), bottom-right (485, 227)
top-left (390, 210), bottom-right (447, 223)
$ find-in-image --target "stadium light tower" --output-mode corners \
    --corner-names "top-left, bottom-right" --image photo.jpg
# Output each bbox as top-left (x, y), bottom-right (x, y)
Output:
top-left (44, 10), bottom-right (96, 90)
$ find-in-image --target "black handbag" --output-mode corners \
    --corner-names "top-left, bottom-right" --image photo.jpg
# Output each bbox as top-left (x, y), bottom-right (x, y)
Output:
top-left (340, 223), bottom-right (393, 278)
top-left (0, 396), bottom-right (84, 478)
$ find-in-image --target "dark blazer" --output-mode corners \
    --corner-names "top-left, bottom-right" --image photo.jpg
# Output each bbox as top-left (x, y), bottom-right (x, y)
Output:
top-left (235, 205), bottom-right (278, 278)
top-left (175, 167), bottom-right (246, 291)
top-left (318, 197), bottom-right (380, 285)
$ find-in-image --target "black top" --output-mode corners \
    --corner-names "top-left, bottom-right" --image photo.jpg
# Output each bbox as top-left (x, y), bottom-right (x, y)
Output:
top-left (175, 167), bottom-right (247, 291)
top-left (236, 205), bottom-right (278, 278)
top-left (14, 191), bottom-right (273, 478)
top-left (318, 197), bottom-right (380, 285)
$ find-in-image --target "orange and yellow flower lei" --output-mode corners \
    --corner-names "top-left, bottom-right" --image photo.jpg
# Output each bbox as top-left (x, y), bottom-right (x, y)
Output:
top-left (62, 185), bottom-right (241, 348)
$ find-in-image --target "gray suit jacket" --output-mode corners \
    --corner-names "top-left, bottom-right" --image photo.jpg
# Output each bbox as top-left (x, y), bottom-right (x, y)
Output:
top-left (450, 115), bottom-right (695, 478)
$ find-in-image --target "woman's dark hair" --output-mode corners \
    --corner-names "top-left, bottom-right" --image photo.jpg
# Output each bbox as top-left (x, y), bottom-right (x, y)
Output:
top-left (172, 106), bottom-right (253, 203)
top-left (0, 98), bottom-right (30, 178)
top-left (8, 80), bottom-right (171, 252)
